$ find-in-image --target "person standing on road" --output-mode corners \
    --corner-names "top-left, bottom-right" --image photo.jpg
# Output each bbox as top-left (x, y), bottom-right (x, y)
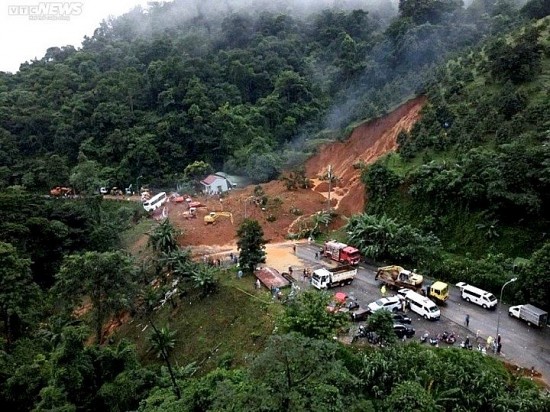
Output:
top-left (486, 335), bottom-right (494, 351)
top-left (465, 314), bottom-right (470, 327)
top-left (293, 244), bottom-right (296, 254)
top-left (381, 285), bottom-right (387, 297)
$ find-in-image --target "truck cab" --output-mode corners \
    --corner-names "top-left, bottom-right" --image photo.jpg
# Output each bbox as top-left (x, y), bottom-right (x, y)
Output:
top-left (311, 269), bottom-right (330, 289)
top-left (340, 246), bottom-right (361, 265)
top-left (428, 281), bottom-right (449, 303)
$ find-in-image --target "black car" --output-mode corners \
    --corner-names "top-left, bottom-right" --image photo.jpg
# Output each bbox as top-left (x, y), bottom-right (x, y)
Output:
top-left (350, 308), bottom-right (370, 322)
top-left (391, 313), bottom-right (412, 324)
top-left (393, 323), bottom-right (415, 339)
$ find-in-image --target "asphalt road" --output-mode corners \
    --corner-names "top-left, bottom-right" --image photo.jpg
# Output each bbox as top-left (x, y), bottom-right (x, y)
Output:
top-left (295, 244), bottom-right (550, 384)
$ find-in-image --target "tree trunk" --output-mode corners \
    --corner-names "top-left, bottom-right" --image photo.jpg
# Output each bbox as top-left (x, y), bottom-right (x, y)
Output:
top-left (96, 298), bottom-right (103, 344)
top-left (149, 320), bottom-right (181, 399)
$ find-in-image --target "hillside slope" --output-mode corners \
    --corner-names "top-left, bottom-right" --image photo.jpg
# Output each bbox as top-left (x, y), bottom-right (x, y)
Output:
top-left (166, 97), bottom-right (426, 250)
top-left (306, 96), bottom-right (426, 216)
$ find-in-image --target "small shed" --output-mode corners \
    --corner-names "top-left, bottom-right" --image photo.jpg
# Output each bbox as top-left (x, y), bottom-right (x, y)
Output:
top-left (200, 174), bottom-right (230, 195)
top-left (255, 267), bottom-right (290, 290)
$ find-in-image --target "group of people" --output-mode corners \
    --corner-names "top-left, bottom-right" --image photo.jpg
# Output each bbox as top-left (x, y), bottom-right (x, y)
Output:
top-left (301, 267), bottom-right (312, 281)
top-left (486, 334), bottom-right (503, 354)
top-left (465, 314), bottom-right (503, 354)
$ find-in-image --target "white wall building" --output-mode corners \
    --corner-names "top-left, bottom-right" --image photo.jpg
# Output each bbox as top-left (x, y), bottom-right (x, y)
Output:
top-left (200, 173), bottom-right (230, 195)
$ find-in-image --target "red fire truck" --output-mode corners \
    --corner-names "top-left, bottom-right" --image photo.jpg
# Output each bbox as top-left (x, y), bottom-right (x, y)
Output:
top-left (322, 240), bottom-right (361, 265)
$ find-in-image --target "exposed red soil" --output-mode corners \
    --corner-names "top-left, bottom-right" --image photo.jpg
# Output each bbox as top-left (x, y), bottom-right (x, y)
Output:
top-left (162, 96), bottom-right (427, 252)
top-left (305, 96), bottom-right (427, 216)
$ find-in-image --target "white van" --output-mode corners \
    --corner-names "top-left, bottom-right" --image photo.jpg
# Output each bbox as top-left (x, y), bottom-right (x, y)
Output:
top-left (404, 290), bottom-right (440, 320)
top-left (455, 282), bottom-right (497, 309)
top-left (143, 192), bottom-right (167, 212)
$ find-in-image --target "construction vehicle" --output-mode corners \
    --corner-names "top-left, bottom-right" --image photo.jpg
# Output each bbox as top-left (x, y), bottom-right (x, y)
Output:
top-left (321, 240), bottom-right (361, 265)
top-left (50, 186), bottom-right (73, 197)
top-left (181, 207), bottom-right (197, 220)
top-left (376, 265), bottom-right (448, 303)
top-left (376, 265), bottom-right (423, 290)
top-left (311, 265), bottom-right (357, 289)
top-left (509, 304), bottom-right (548, 327)
top-left (204, 211), bottom-right (233, 225)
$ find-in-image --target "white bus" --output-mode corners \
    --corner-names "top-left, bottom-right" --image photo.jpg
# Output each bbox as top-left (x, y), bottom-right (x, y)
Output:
top-left (404, 290), bottom-right (441, 320)
top-left (143, 192), bottom-right (167, 212)
top-left (456, 282), bottom-right (497, 309)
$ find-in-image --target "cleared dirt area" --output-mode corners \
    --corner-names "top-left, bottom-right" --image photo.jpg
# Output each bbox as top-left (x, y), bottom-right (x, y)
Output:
top-left (155, 96), bottom-right (426, 264)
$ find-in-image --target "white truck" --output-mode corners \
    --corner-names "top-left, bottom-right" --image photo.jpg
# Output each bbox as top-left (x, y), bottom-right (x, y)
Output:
top-left (311, 265), bottom-right (357, 289)
top-left (508, 304), bottom-right (548, 327)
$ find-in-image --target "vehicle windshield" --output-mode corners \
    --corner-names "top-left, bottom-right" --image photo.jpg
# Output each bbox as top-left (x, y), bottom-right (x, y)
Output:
top-left (374, 299), bottom-right (384, 307)
top-left (429, 306), bottom-right (439, 313)
top-left (487, 294), bottom-right (497, 302)
top-left (312, 274), bottom-right (321, 282)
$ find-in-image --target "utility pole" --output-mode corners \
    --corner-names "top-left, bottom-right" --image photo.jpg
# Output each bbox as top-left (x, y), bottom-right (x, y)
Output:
top-left (495, 277), bottom-right (517, 350)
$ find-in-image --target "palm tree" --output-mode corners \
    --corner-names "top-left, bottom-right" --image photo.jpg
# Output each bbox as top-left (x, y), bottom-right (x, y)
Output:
top-left (310, 210), bottom-right (333, 237)
top-left (149, 324), bottom-right (181, 399)
top-left (138, 285), bottom-right (161, 317)
top-left (162, 248), bottom-right (192, 274)
top-left (191, 265), bottom-right (218, 297)
top-left (148, 219), bottom-right (180, 256)
top-left (346, 214), bottom-right (399, 260)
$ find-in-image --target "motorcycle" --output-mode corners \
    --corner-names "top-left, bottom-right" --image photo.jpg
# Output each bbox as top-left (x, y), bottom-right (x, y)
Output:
top-left (352, 326), bottom-right (382, 345)
top-left (445, 332), bottom-right (457, 344)
top-left (351, 325), bottom-right (368, 343)
top-left (438, 331), bottom-right (457, 344)
top-left (420, 332), bottom-right (429, 344)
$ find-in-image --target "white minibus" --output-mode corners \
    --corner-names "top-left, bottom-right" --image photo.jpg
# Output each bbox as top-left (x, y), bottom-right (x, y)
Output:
top-left (456, 282), bottom-right (497, 309)
top-left (404, 290), bottom-right (440, 320)
top-left (143, 192), bottom-right (167, 212)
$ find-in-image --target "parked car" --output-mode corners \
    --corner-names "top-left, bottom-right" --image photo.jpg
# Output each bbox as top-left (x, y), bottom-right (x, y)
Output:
top-left (350, 308), bottom-right (370, 322)
top-left (368, 296), bottom-right (402, 313)
top-left (391, 313), bottom-right (412, 324)
top-left (393, 323), bottom-right (415, 339)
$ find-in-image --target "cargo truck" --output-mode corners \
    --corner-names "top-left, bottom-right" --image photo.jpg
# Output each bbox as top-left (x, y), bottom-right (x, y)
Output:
top-left (375, 265), bottom-right (423, 290)
top-left (508, 304), bottom-right (548, 327)
top-left (311, 265), bottom-right (357, 289)
top-left (376, 266), bottom-right (449, 303)
top-left (321, 240), bottom-right (361, 265)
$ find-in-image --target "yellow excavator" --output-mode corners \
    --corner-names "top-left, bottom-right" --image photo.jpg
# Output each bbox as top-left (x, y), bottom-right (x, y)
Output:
top-left (204, 211), bottom-right (234, 225)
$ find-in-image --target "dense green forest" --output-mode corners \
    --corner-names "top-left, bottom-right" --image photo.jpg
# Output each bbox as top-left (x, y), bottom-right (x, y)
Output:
top-left (0, 0), bottom-right (539, 191)
top-left (1, 0), bottom-right (550, 410)
top-left (347, 9), bottom-right (550, 311)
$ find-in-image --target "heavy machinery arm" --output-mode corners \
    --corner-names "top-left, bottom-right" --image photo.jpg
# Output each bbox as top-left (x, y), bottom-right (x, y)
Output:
top-left (204, 212), bottom-right (233, 224)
